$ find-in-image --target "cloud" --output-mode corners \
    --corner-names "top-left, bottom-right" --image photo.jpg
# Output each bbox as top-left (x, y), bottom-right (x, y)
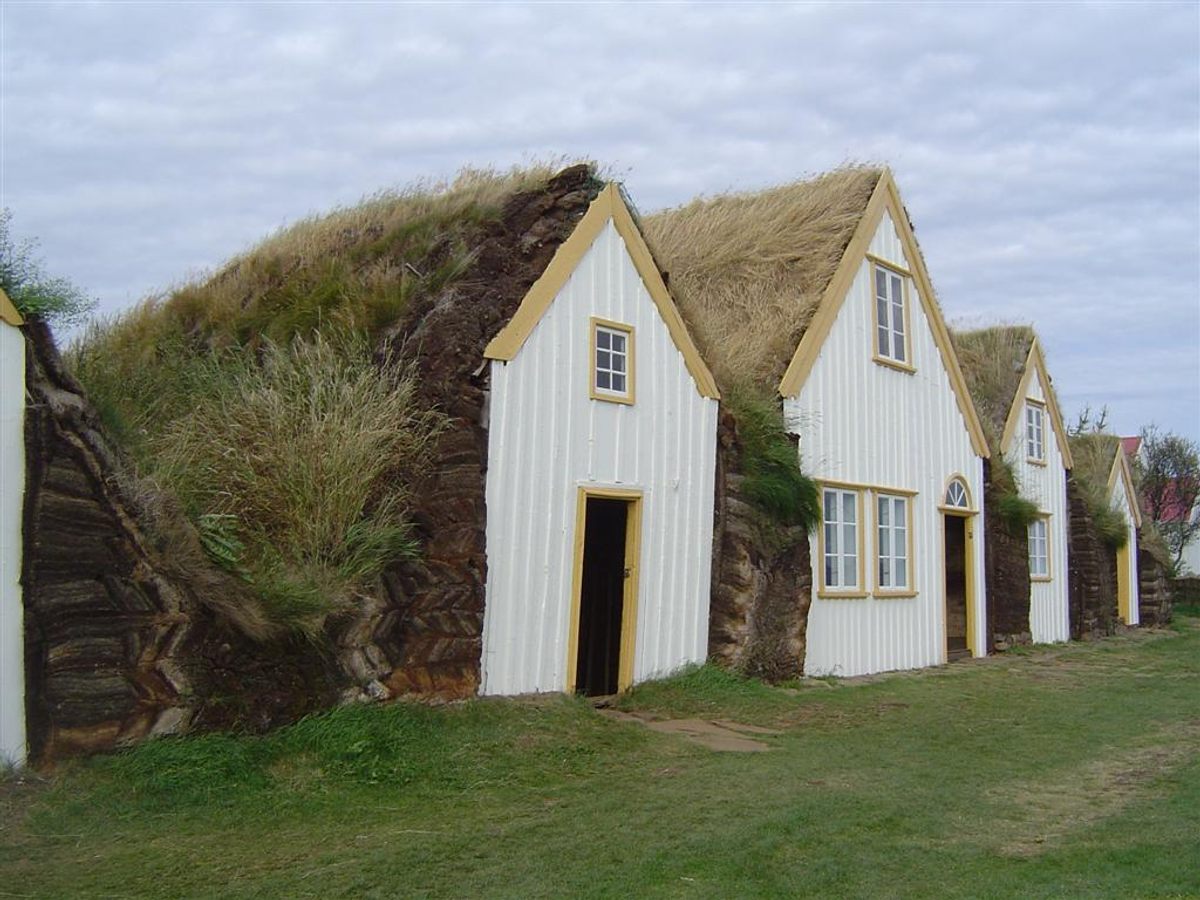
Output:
top-left (1, 0), bottom-right (1196, 442)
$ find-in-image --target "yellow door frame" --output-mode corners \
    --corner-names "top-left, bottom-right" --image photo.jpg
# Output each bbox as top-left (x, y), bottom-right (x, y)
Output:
top-left (941, 508), bottom-right (978, 660)
top-left (1116, 543), bottom-right (1131, 623)
top-left (566, 485), bottom-right (643, 694)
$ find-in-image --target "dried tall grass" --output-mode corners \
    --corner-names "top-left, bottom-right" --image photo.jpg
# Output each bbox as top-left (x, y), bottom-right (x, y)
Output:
top-left (1070, 433), bottom-right (1130, 549)
top-left (643, 165), bottom-right (882, 389)
top-left (148, 332), bottom-right (447, 627)
top-left (951, 325), bottom-right (1036, 451)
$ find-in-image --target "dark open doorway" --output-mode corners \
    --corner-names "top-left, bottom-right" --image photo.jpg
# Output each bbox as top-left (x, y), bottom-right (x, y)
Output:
top-left (944, 515), bottom-right (970, 661)
top-left (575, 498), bottom-right (630, 696)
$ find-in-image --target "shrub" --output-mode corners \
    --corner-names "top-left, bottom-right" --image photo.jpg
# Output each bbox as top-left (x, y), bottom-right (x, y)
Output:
top-left (727, 386), bottom-right (820, 530)
top-left (996, 492), bottom-right (1040, 533)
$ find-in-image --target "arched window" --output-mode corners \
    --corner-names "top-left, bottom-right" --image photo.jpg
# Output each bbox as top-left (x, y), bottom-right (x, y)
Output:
top-left (945, 478), bottom-right (970, 509)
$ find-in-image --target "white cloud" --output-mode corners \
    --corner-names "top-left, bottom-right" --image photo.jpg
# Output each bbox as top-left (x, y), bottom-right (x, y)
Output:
top-left (1, 0), bottom-right (1196, 441)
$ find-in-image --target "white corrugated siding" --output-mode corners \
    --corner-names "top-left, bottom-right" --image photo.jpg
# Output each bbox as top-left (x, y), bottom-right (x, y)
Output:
top-left (1110, 473), bottom-right (1141, 625)
top-left (480, 220), bottom-right (718, 695)
top-left (1011, 367), bottom-right (1071, 642)
top-left (0, 323), bottom-right (24, 766)
top-left (787, 210), bottom-right (987, 677)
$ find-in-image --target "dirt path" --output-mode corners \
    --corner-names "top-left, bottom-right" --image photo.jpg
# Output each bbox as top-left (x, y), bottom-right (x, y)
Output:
top-left (597, 709), bottom-right (781, 752)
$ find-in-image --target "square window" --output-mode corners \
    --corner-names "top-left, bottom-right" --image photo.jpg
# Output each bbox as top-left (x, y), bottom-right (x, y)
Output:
top-left (591, 321), bottom-right (634, 403)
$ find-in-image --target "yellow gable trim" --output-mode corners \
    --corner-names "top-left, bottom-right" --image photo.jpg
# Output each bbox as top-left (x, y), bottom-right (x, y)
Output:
top-left (0, 288), bottom-right (23, 326)
top-left (999, 338), bottom-right (1075, 469)
top-left (778, 170), bottom-right (989, 458)
top-left (1108, 448), bottom-right (1143, 530)
top-left (483, 183), bottom-right (719, 400)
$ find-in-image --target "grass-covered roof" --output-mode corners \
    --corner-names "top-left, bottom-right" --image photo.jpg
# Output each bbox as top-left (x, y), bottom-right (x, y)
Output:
top-left (951, 325), bottom-right (1037, 453)
top-left (69, 162), bottom-right (602, 629)
top-left (643, 165), bottom-right (882, 390)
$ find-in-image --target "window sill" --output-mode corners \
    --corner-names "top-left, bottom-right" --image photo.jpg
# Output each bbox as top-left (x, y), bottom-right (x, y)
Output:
top-left (874, 589), bottom-right (918, 599)
top-left (873, 355), bottom-right (916, 375)
top-left (817, 590), bottom-right (869, 600)
top-left (1030, 574), bottom-right (1053, 583)
top-left (590, 392), bottom-right (635, 406)
top-left (1026, 457), bottom-right (1047, 467)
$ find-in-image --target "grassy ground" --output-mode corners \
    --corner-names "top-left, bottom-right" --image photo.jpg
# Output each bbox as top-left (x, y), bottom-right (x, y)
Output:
top-left (3, 616), bottom-right (1198, 899)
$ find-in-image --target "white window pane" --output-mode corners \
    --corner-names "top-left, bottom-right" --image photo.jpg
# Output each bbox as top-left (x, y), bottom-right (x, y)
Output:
top-left (612, 333), bottom-right (625, 353)
top-left (843, 493), bottom-right (855, 523)
top-left (825, 523), bottom-right (837, 553)
top-left (612, 353), bottom-right (625, 374)
top-left (843, 556), bottom-right (856, 587)
top-left (896, 558), bottom-right (907, 586)
top-left (826, 559), bottom-right (837, 586)
top-left (876, 268), bottom-right (887, 297)
top-left (597, 371), bottom-right (611, 390)
top-left (597, 349), bottom-right (611, 369)
top-left (879, 528), bottom-right (890, 557)
top-left (843, 523), bottom-right (855, 551)
top-left (597, 330), bottom-right (610, 350)
top-left (878, 498), bottom-right (889, 526)
top-left (612, 374), bottom-right (626, 394)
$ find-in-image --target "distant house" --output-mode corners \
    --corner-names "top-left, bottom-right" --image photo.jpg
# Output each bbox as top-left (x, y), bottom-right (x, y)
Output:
top-left (1122, 436), bottom-right (1200, 576)
top-left (649, 168), bottom-right (991, 677)
top-left (0, 288), bottom-right (25, 766)
top-left (479, 184), bottom-right (721, 696)
top-left (1069, 433), bottom-right (1141, 631)
top-left (955, 328), bottom-right (1074, 644)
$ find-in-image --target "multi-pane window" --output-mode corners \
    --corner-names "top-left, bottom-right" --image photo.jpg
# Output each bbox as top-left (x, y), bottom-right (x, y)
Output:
top-left (874, 264), bottom-right (907, 364)
top-left (1026, 403), bottom-right (1045, 461)
top-left (1028, 518), bottom-right (1049, 578)
top-left (593, 322), bottom-right (632, 401)
top-left (822, 488), bottom-right (859, 591)
top-left (876, 494), bottom-right (909, 590)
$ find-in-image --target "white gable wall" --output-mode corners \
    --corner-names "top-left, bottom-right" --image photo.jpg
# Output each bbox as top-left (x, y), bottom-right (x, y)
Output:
top-left (1110, 470), bottom-right (1141, 626)
top-left (480, 220), bottom-right (718, 695)
top-left (0, 322), bottom-right (24, 766)
top-left (786, 210), bottom-right (986, 677)
top-left (1009, 367), bottom-right (1070, 643)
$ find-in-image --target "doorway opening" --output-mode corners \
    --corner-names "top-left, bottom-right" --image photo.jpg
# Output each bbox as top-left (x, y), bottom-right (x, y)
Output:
top-left (944, 514), bottom-right (970, 661)
top-left (571, 492), bottom-right (640, 696)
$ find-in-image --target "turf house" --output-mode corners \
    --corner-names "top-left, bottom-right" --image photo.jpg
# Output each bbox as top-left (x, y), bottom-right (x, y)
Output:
top-left (0, 289), bottom-right (25, 766)
top-left (1063, 432), bottom-right (1147, 638)
top-left (647, 167), bottom-right (992, 678)
top-left (12, 164), bottom-right (720, 764)
top-left (954, 327), bottom-right (1074, 645)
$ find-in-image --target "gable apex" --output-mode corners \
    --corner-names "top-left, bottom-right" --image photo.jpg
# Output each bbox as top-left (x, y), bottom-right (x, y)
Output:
top-left (0, 288), bottom-right (22, 326)
top-left (999, 337), bottom-right (1075, 469)
top-left (1108, 446), bottom-right (1143, 529)
top-left (484, 183), bottom-right (719, 400)
top-left (778, 169), bottom-right (990, 458)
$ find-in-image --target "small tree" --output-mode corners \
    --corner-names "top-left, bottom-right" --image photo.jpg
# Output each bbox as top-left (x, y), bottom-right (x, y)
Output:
top-left (0, 209), bottom-right (95, 325)
top-left (1136, 425), bottom-right (1200, 574)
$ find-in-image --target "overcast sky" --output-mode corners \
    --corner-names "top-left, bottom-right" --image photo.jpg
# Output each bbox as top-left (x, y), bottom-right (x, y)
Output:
top-left (2, 1), bottom-right (1198, 443)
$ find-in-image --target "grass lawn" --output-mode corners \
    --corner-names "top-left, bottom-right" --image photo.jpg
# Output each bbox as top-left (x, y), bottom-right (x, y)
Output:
top-left (3, 613), bottom-right (1199, 899)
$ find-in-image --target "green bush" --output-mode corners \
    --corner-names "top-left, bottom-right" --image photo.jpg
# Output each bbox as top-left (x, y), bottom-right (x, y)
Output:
top-left (996, 492), bottom-right (1040, 532)
top-left (727, 386), bottom-right (820, 530)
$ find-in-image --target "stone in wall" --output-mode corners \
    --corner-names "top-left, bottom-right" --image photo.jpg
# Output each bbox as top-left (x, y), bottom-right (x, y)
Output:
top-left (1137, 536), bottom-right (1174, 627)
top-left (22, 321), bottom-right (342, 763)
top-left (983, 461), bottom-right (1032, 648)
top-left (1066, 475), bottom-right (1118, 639)
top-left (707, 413), bottom-right (812, 681)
